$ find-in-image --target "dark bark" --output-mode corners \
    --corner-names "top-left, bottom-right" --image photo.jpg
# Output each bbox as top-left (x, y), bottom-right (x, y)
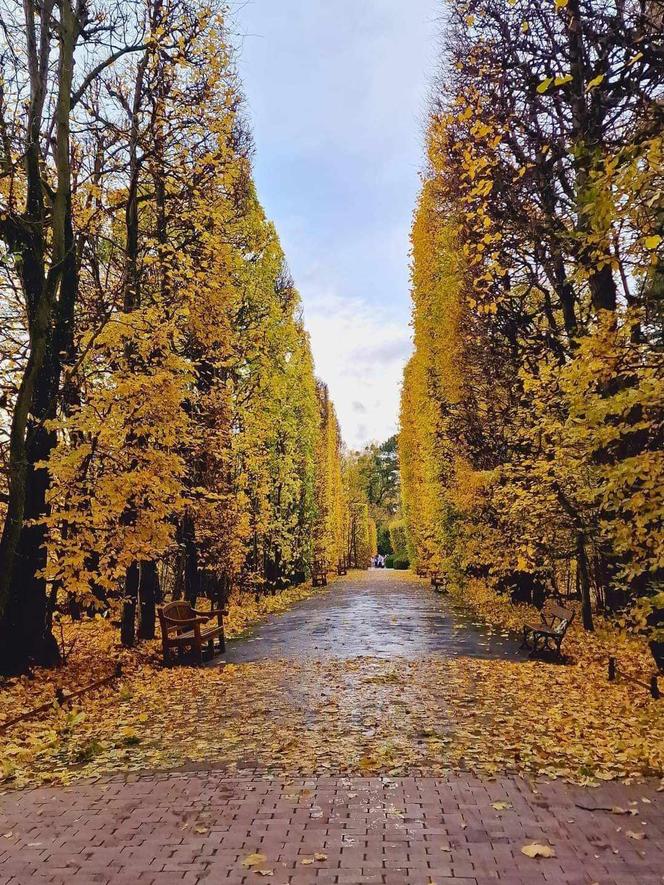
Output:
top-left (119, 46), bottom-right (149, 632)
top-left (138, 560), bottom-right (160, 639)
top-left (120, 561), bottom-right (140, 647)
top-left (181, 513), bottom-right (200, 607)
top-left (0, 0), bottom-right (81, 674)
top-left (576, 532), bottom-right (594, 632)
top-left (565, 0), bottom-right (617, 315)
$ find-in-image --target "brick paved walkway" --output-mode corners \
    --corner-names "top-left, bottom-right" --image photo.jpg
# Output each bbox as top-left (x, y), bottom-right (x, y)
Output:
top-left (1, 769), bottom-right (662, 884)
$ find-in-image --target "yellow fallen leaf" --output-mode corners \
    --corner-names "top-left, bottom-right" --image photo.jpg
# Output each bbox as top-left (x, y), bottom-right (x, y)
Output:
top-left (491, 801), bottom-right (512, 811)
top-left (300, 858), bottom-right (314, 865)
top-left (626, 831), bottom-right (646, 840)
top-left (314, 852), bottom-right (327, 861)
top-left (242, 853), bottom-right (267, 868)
top-left (521, 843), bottom-right (556, 858)
top-left (254, 871), bottom-right (273, 878)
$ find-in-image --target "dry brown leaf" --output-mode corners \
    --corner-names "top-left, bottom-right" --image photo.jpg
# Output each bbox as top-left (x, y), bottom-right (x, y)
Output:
top-left (626, 830), bottom-right (646, 840)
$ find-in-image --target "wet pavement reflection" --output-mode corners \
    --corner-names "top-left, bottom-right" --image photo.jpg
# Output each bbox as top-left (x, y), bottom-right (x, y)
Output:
top-left (222, 569), bottom-right (525, 663)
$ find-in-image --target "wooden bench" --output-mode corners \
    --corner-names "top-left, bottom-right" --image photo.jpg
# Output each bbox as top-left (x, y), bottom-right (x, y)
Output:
top-left (430, 572), bottom-right (446, 592)
top-left (337, 560), bottom-right (348, 576)
top-left (522, 601), bottom-right (575, 658)
top-left (158, 600), bottom-right (226, 665)
top-left (416, 566), bottom-right (428, 578)
top-left (312, 562), bottom-right (328, 587)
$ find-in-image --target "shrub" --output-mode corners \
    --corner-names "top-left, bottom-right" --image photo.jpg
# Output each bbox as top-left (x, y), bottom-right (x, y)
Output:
top-left (385, 555), bottom-right (395, 569)
top-left (388, 520), bottom-right (409, 560)
top-left (393, 557), bottom-right (410, 570)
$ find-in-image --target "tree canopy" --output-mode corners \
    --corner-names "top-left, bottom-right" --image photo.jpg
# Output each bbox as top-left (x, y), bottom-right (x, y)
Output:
top-left (399, 0), bottom-right (664, 637)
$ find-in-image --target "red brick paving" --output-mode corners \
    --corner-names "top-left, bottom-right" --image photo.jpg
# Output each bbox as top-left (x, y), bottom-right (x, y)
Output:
top-left (0, 770), bottom-right (662, 884)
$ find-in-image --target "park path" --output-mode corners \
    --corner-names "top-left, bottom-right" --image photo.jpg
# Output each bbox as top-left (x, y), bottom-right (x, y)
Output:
top-left (1, 570), bottom-right (662, 884)
top-left (222, 569), bottom-right (524, 663)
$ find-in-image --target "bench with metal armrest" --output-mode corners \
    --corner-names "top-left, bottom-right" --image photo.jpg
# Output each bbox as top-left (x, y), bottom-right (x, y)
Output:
top-left (522, 601), bottom-right (575, 658)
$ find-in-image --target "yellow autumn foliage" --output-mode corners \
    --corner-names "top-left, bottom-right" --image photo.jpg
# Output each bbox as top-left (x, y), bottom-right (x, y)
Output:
top-left (400, 0), bottom-right (664, 645)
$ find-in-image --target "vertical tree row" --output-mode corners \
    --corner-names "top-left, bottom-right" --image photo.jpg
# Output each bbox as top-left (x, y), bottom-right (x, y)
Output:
top-left (314, 382), bottom-right (346, 572)
top-left (400, 0), bottom-right (663, 632)
top-left (0, 0), bottom-right (347, 674)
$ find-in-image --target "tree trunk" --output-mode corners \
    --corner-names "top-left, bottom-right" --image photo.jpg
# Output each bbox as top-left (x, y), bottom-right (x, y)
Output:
top-left (121, 561), bottom-right (140, 647)
top-left (565, 0), bottom-right (617, 315)
top-left (576, 532), bottom-right (594, 631)
top-left (181, 513), bottom-right (200, 607)
top-left (0, 0), bottom-right (79, 674)
top-left (138, 560), bottom-right (160, 639)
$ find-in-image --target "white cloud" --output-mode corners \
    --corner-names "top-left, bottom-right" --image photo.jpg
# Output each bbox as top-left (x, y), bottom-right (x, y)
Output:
top-left (303, 287), bottom-right (412, 449)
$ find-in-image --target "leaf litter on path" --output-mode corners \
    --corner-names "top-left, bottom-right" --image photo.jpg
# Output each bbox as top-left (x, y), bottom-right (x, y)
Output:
top-left (1, 650), bottom-right (662, 791)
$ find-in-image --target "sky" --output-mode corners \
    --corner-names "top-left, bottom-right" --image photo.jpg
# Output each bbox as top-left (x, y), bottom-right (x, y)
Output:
top-left (231, 1), bottom-right (441, 449)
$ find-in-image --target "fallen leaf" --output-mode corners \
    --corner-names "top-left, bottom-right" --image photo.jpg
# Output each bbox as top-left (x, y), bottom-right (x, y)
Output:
top-left (626, 831), bottom-right (646, 841)
top-left (242, 853), bottom-right (267, 868)
top-left (521, 843), bottom-right (556, 859)
top-left (314, 852), bottom-right (328, 861)
top-left (491, 801), bottom-right (512, 811)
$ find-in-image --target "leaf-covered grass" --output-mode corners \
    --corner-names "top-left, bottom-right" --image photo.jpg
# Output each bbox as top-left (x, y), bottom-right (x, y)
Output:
top-left (0, 579), bottom-right (333, 746)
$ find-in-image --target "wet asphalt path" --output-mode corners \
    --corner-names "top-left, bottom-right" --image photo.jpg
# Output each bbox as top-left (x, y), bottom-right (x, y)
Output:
top-left (221, 569), bottom-right (525, 663)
